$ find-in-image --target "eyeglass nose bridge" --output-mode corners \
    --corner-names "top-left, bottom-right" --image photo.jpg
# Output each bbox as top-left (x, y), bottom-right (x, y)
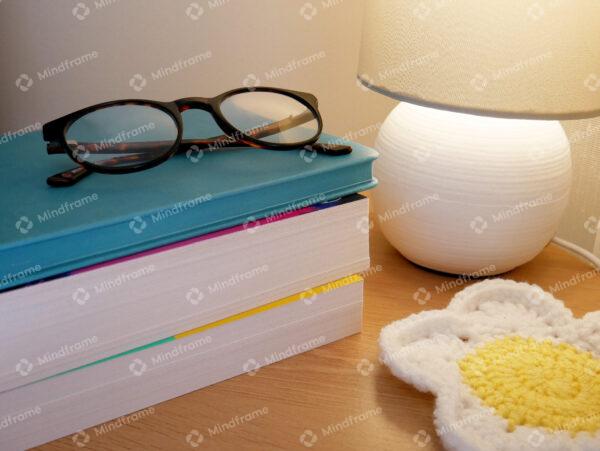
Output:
top-left (174, 97), bottom-right (212, 112)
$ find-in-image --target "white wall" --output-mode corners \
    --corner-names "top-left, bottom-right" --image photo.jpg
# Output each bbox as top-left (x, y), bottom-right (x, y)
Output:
top-left (558, 117), bottom-right (600, 257)
top-left (0, 0), bottom-right (395, 144)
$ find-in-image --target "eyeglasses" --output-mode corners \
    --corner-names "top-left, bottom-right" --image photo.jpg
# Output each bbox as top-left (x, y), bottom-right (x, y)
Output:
top-left (42, 87), bottom-right (351, 187)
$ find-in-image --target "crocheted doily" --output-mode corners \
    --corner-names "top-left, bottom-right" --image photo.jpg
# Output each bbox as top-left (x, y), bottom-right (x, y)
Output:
top-left (380, 279), bottom-right (600, 451)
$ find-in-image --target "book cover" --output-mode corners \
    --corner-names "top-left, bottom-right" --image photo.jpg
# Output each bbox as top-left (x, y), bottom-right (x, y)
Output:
top-left (0, 131), bottom-right (377, 289)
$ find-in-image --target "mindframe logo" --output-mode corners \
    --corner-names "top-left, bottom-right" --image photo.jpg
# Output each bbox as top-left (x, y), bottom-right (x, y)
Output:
top-left (584, 216), bottom-right (599, 235)
top-left (149, 194), bottom-right (213, 224)
top-left (186, 145), bottom-right (204, 163)
top-left (94, 265), bottom-right (156, 295)
top-left (300, 287), bottom-right (318, 305)
top-left (263, 336), bottom-right (325, 365)
top-left (432, 264), bottom-right (497, 294)
top-left (72, 2), bottom-right (91, 20)
top-left (93, 407), bottom-right (155, 436)
top-left (79, 122), bottom-right (156, 154)
top-left (15, 194), bottom-right (100, 235)
top-left (39, 194), bottom-right (100, 223)
top-left (527, 0), bottom-right (565, 22)
top-left (375, 51), bottom-right (439, 83)
top-left (377, 194), bottom-right (440, 224)
top-left (413, 0), bottom-right (454, 20)
top-left (186, 287), bottom-right (205, 305)
top-left (129, 51), bottom-right (212, 92)
top-left (36, 336), bottom-right (99, 366)
top-left (16, 51), bottom-right (100, 92)
top-left (72, 406), bottom-right (155, 447)
top-left (0, 406), bottom-right (42, 430)
top-left (299, 0), bottom-right (344, 21)
top-left (413, 429), bottom-right (432, 447)
top-left (73, 265), bottom-right (156, 306)
top-left (185, 0), bottom-right (230, 20)
top-left (245, 51), bottom-right (328, 87)
top-left (356, 358), bottom-right (375, 376)
top-left (584, 73), bottom-right (600, 92)
top-left (242, 73), bottom-right (260, 89)
top-left (242, 358), bottom-right (261, 376)
top-left (300, 429), bottom-right (318, 447)
top-left (0, 264), bottom-right (42, 289)
top-left (129, 358), bottom-right (147, 377)
top-left (184, 406), bottom-right (268, 446)
top-left (470, 193), bottom-right (554, 235)
top-left (356, 216), bottom-right (374, 234)
top-left (438, 411), bottom-right (490, 436)
top-left (256, 193), bottom-right (327, 227)
top-left (206, 407), bottom-right (269, 437)
top-left (412, 287), bottom-right (431, 305)
top-left (15, 358), bottom-right (33, 377)
top-left (150, 337), bottom-right (212, 366)
top-left (15, 74), bottom-right (34, 92)
top-left (299, 2), bottom-right (318, 20)
top-left (469, 51), bottom-right (553, 92)
top-left (207, 265), bottom-right (269, 295)
top-left (185, 2), bottom-right (204, 20)
top-left (469, 216), bottom-right (488, 234)
top-left (299, 146), bottom-right (318, 163)
top-left (317, 406), bottom-right (383, 439)
top-left (242, 337), bottom-right (326, 377)
top-left (72, 0), bottom-right (120, 21)
top-left (186, 429), bottom-right (204, 447)
top-left (126, 196), bottom-right (215, 234)
top-left (16, 337), bottom-right (99, 377)
top-left (127, 338), bottom-right (212, 378)
top-left (72, 287), bottom-right (91, 306)
top-left (328, 122), bottom-right (382, 145)
top-left (128, 74), bottom-right (147, 92)
top-left (14, 216), bottom-right (33, 234)
top-left (527, 430), bottom-right (545, 448)
top-left (264, 51), bottom-right (326, 82)
top-left (129, 216), bottom-right (147, 234)
top-left (72, 430), bottom-right (91, 447)
top-left (548, 268), bottom-right (600, 294)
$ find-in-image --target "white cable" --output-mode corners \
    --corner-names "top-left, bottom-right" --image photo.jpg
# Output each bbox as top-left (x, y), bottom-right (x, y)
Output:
top-left (551, 236), bottom-right (600, 269)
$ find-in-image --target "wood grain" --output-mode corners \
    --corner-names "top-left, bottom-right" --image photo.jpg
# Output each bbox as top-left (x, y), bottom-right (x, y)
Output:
top-left (36, 205), bottom-right (600, 451)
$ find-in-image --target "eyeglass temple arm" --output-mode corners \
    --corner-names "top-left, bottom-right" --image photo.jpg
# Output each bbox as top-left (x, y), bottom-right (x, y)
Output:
top-left (46, 148), bottom-right (170, 186)
top-left (47, 165), bottom-right (92, 187)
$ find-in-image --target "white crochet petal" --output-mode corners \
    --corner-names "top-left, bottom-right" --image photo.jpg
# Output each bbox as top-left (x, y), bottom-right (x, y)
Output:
top-left (380, 279), bottom-right (600, 451)
top-left (379, 311), bottom-right (472, 393)
top-left (578, 311), bottom-right (600, 356)
top-left (433, 389), bottom-right (499, 451)
top-left (446, 279), bottom-right (574, 343)
top-left (437, 393), bottom-right (594, 451)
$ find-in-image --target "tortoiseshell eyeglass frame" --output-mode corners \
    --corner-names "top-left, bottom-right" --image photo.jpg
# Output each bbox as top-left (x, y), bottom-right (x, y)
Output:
top-left (42, 86), bottom-right (351, 187)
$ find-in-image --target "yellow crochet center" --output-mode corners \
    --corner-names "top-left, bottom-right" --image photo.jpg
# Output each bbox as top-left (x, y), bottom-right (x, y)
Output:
top-left (459, 336), bottom-right (600, 435)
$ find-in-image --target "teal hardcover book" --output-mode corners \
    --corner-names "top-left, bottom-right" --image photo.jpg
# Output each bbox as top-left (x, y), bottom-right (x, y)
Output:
top-left (0, 131), bottom-right (377, 290)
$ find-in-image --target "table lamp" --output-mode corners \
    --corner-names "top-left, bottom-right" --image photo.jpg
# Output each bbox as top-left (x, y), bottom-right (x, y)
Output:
top-left (358, 0), bottom-right (600, 275)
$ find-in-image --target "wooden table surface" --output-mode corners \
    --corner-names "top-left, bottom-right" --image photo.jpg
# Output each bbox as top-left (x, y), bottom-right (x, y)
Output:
top-left (38, 211), bottom-right (600, 451)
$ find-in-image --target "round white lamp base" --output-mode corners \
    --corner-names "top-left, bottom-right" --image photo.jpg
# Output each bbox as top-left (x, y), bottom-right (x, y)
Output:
top-left (373, 102), bottom-right (572, 276)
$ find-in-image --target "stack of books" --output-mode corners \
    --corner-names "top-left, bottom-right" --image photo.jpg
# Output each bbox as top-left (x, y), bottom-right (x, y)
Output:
top-left (0, 130), bottom-right (377, 449)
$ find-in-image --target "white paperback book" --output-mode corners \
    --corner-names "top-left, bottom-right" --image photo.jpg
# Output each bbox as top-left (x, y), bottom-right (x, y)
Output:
top-left (0, 276), bottom-right (364, 450)
top-left (0, 195), bottom-right (369, 392)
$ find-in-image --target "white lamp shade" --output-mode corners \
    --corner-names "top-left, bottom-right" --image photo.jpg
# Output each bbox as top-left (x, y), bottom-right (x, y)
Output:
top-left (359, 0), bottom-right (600, 119)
